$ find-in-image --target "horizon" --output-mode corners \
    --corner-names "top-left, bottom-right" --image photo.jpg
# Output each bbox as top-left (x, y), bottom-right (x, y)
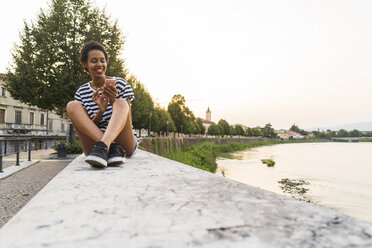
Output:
top-left (1, 0), bottom-right (372, 130)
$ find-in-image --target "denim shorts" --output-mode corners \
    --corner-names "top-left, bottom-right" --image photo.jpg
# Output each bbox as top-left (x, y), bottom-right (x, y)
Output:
top-left (128, 136), bottom-right (139, 157)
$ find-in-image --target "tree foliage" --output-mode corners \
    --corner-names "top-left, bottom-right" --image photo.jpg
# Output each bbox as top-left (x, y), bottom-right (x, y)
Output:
top-left (195, 118), bottom-right (206, 135)
top-left (252, 128), bottom-right (263, 136)
top-left (5, 0), bottom-right (126, 115)
top-left (348, 129), bottom-right (361, 137)
top-left (152, 107), bottom-right (176, 133)
top-left (234, 125), bottom-right (244, 136)
top-left (289, 124), bottom-right (308, 136)
top-left (312, 128), bottom-right (364, 138)
top-left (217, 119), bottom-right (231, 136)
top-left (128, 75), bottom-right (154, 131)
top-left (337, 129), bottom-right (348, 137)
top-left (261, 123), bottom-right (278, 138)
top-left (207, 123), bottom-right (220, 136)
top-left (167, 94), bottom-right (196, 134)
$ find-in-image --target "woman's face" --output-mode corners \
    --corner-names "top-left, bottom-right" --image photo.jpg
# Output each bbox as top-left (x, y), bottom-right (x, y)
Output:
top-left (84, 49), bottom-right (107, 80)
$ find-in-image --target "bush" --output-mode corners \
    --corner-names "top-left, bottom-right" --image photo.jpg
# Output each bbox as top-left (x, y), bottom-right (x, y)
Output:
top-left (52, 140), bottom-right (83, 154)
top-left (67, 140), bottom-right (83, 154)
top-left (167, 142), bottom-right (217, 172)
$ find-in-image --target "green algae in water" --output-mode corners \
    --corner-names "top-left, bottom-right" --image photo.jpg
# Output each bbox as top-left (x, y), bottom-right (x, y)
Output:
top-left (261, 159), bottom-right (275, 167)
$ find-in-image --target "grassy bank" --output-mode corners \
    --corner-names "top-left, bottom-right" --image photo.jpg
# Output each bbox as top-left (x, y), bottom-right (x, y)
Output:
top-left (166, 140), bottom-right (286, 173)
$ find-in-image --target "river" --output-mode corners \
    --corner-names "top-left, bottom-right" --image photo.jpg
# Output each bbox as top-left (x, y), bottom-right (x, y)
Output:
top-left (216, 142), bottom-right (372, 223)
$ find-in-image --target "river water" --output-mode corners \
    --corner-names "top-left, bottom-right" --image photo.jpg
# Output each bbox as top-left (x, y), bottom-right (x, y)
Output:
top-left (216, 142), bottom-right (372, 223)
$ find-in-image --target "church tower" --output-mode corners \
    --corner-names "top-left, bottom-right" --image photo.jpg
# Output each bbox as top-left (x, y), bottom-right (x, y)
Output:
top-left (206, 107), bottom-right (211, 121)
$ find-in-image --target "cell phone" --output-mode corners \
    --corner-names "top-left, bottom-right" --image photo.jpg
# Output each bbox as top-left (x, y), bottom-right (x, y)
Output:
top-left (105, 78), bottom-right (116, 87)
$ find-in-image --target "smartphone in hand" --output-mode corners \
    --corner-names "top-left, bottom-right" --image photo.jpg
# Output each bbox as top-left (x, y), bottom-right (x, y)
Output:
top-left (105, 78), bottom-right (116, 87)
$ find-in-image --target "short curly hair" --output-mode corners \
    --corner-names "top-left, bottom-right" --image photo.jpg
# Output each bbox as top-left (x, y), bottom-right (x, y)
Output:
top-left (79, 41), bottom-right (108, 70)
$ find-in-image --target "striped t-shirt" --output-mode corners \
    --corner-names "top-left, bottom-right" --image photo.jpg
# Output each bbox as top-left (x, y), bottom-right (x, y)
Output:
top-left (74, 77), bottom-right (135, 132)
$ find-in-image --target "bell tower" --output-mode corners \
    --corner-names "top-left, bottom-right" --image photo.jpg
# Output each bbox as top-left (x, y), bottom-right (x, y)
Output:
top-left (206, 107), bottom-right (211, 121)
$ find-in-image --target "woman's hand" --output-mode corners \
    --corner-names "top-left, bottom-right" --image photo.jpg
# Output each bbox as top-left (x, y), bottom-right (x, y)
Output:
top-left (102, 84), bottom-right (118, 106)
top-left (92, 88), bottom-right (108, 113)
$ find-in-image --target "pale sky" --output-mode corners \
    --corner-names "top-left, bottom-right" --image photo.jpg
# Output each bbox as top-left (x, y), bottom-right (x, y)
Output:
top-left (1, 0), bottom-right (372, 129)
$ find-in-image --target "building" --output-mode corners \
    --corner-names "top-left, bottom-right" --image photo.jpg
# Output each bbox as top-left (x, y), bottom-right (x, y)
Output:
top-left (0, 73), bottom-right (66, 136)
top-left (206, 107), bottom-right (211, 121)
top-left (199, 107), bottom-right (215, 132)
top-left (275, 129), bottom-right (304, 139)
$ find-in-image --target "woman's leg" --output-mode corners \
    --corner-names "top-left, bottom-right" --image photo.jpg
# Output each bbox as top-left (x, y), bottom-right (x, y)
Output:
top-left (66, 101), bottom-right (104, 154)
top-left (101, 99), bottom-right (136, 155)
top-left (66, 99), bottom-right (135, 155)
top-left (73, 125), bottom-right (97, 155)
top-left (113, 103), bottom-right (136, 156)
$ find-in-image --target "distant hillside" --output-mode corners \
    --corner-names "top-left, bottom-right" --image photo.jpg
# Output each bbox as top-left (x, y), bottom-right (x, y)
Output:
top-left (310, 121), bottom-right (372, 131)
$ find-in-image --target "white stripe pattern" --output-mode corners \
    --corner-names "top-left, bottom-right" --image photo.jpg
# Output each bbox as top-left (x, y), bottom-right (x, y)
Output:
top-left (74, 77), bottom-right (137, 139)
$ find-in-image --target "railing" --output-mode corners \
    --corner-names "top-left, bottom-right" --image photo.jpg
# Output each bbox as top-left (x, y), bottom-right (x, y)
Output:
top-left (0, 135), bottom-right (65, 173)
top-left (0, 138), bottom-right (31, 173)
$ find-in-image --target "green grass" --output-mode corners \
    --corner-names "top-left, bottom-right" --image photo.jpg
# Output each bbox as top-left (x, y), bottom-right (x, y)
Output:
top-left (166, 141), bottom-right (284, 173)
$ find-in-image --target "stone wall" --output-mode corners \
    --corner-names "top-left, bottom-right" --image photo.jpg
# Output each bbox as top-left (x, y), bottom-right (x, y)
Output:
top-left (139, 137), bottom-right (273, 157)
top-left (0, 150), bottom-right (371, 247)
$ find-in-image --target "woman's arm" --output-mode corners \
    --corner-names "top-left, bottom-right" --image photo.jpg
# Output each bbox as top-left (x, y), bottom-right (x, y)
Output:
top-left (92, 88), bottom-right (109, 125)
top-left (92, 110), bottom-right (104, 125)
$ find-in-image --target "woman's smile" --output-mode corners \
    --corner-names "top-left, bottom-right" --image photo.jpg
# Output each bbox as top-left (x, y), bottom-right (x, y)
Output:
top-left (85, 49), bottom-right (107, 79)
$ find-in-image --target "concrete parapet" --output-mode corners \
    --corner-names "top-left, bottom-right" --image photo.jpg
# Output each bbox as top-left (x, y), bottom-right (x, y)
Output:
top-left (0, 150), bottom-right (371, 247)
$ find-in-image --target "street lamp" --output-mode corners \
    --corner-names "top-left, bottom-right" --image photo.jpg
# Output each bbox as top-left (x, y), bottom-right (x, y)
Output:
top-left (166, 120), bottom-right (169, 137)
top-left (148, 113), bottom-right (152, 137)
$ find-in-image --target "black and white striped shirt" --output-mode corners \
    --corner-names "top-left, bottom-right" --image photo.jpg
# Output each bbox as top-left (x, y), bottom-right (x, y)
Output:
top-left (74, 77), bottom-right (135, 132)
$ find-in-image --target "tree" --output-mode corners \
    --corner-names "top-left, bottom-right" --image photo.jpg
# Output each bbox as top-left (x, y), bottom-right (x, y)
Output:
top-left (262, 123), bottom-right (278, 138)
top-left (326, 129), bottom-right (337, 138)
top-left (289, 124), bottom-right (301, 133)
top-left (183, 107), bottom-right (196, 134)
top-left (349, 129), bottom-right (361, 137)
top-left (245, 127), bottom-right (253, 136)
top-left (195, 118), bottom-right (206, 135)
top-left (128, 75), bottom-right (154, 135)
top-left (5, 0), bottom-right (126, 116)
top-left (217, 119), bottom-right (231, 136)
top-left (313, 130), bottom-right (327, 139)
top-left (167, 94), bottom-right (195, 134)
top-left (234, 125), bottom-right (244, 136)
top-left (152, 107), bottom-right (176, 134)
top-left (289, 123), bottom-right (308, 136)
top-left (207, 123), bottom-right (220, 136)
top-left (252, 128), bottom-right (263, 137)
top-left (337, 129), bottom-right (348, 137)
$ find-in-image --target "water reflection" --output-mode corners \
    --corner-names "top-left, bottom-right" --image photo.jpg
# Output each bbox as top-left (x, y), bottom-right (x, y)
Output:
top-left (216, 142), bottom-right (372, 223)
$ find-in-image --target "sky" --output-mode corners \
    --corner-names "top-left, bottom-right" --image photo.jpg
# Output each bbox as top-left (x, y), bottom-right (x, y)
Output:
top-left (1, 0), bottom-right (372, 130)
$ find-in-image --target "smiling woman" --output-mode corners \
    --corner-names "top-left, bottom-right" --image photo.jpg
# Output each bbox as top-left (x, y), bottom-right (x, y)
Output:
top-left (66, 41), bottom-right (138, 168)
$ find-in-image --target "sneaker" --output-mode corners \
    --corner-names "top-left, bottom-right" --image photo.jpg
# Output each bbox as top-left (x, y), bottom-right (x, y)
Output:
top-left (107, 143), bottom-right (126, 166)
top-left (85, 141), bottom-right (108, 167)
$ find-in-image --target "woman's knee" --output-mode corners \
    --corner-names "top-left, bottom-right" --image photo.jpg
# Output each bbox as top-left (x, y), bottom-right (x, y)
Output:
top-left (113, 98), bottom-right (129, 109)
top-left (66, 101), bottom-right (82, 115)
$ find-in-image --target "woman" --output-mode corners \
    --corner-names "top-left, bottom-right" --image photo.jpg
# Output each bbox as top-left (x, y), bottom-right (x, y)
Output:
top-left (66, 41), bottom-right (137, 168)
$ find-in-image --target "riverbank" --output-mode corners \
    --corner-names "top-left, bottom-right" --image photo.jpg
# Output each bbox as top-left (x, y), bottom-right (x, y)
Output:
top-left (140, 137), bottom-right (358, 173)
top-left (139, 137), bottom-right (274, 157)
top-left (165, 140), bottom-right (317, 173)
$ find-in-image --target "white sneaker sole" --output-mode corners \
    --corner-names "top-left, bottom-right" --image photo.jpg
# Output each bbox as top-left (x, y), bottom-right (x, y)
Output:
top-left (85, 155), bottom-right (107, 167)
top-left (107, 156), bottom-right (126, 166)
